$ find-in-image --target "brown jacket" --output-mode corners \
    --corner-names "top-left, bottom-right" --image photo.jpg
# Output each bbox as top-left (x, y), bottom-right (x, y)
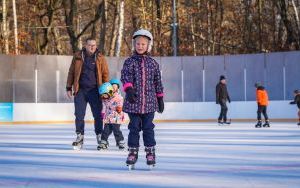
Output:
top-left (66, 50), bottom-right (109, 94)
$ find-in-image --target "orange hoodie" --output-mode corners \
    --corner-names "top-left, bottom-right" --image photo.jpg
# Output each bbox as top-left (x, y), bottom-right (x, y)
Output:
top-left (256, 87), bottom-right (269, 106)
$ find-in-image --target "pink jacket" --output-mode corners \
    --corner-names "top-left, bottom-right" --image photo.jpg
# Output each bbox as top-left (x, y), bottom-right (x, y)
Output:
top-left (102, 92), bottom-right (125, 124)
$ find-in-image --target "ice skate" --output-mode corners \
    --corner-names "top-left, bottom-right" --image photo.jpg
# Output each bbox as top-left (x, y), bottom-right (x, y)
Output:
top-left (255, 121), bottom-right (262, 128)
top-left (223, 119), bottom-right (231, 125)
top-left (126, 147), bottom-right (138, 170)
top-left (117, 141), bottom-right (125, 150)
top-left (263, 121), bottom-right (270, 128)
top-left (218, 120), bottom-right (223, 126)
top-left (72, 133), bottom-right (84, 150)
top-left (145, 147), bottom-right (156, 170)
top-left (97, 140), bottom-right (109, 150)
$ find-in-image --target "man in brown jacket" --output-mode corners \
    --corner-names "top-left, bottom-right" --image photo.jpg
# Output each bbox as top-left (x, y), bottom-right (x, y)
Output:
top-left (66, 37), bottom-right (109, 150)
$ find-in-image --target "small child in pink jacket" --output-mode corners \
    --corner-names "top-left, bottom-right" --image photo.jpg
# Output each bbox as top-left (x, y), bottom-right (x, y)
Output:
top-left (98, 79), bottom-right (125, 150)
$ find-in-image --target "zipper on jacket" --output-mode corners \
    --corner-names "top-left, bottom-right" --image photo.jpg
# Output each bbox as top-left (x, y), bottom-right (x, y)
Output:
top-left (141, 57), bottom-right (146, 114)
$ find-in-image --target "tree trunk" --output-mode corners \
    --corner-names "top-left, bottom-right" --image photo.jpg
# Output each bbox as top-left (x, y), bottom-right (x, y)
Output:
top-left (190, 15), bottom-right (197, 56)
top-left (155, 0), bottom-right (162, 55)
top-left (276, 0), bottom-right (299, 50)
top-left (63, 0), bottom-right (104, 53)
top-left (258, 0), bottom-right (263, 52)
top-left (99, 0), bottom-right (107, 54)
top-left (52, 27), bottom-right (63, 55)
top-left (207, 1), bottom-right (211, 55)
top-left (12, 0), bottom-right (19, 54)
top-left (291, 0), bottom-right (300, 45)
top-left (1, 0), bottom-right (9, 54)
top-left (115, 0), bottom-right (125, 57)
top-left (109, 0), bottom-right (119, 56)
top-left (141, 0), bottom-right (147, 28)
top-left (217, 0), bottom-right (224, 55)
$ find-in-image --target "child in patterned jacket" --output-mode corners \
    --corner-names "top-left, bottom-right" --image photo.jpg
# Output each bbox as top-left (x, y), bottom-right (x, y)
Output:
top-left (121, 29), bottom-right (164, 169)
top-left (98, 80), bottom-right (125, 150)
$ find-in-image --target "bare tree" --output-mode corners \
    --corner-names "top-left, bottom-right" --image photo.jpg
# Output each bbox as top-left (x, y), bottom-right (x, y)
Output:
top-left (63, 0), bottom-right (104, 52)
top-left (115, 0), bottom-right (124, 57)
top-left (1, 0), bottom-right (9, 54)
top-left (275, 0), bottom-right (300, 50)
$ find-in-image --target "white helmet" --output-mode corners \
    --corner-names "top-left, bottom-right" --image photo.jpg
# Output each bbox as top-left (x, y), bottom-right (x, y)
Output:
top-left (132, 29), bottom-right (153, 53)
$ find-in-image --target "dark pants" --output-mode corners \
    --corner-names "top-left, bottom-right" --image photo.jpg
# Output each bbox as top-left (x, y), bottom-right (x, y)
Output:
top-left (127, 113), bottom-right (156, 148)
top-left (74, 88), bottom-right (103, 135)
top-left (218, 100), bottom-right (228, 122)
top-left (257, 105), bottom-right (268, 121)
top-left (101, 123), bottom-right (124, 143)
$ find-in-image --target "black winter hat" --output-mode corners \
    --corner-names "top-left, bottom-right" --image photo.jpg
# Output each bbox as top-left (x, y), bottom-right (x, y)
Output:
top-left (254, 82), bottom-right (261, 88)
top-left (220, 75), bottom-right (226, 81)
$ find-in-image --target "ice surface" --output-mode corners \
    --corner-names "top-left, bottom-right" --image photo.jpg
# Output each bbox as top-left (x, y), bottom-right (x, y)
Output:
top-left (0, 122), bottom-right (300, 188)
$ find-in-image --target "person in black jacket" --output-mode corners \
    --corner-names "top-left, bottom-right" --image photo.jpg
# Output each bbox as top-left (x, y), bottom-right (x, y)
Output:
top-left (289, 89), bottom-right (300, 126)
top-left (216, 75), bottom-right (231, 125)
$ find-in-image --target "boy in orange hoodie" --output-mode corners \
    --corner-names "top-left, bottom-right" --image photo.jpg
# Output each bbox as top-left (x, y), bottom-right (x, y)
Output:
top-left (255, 83), bottom-right (270, 128)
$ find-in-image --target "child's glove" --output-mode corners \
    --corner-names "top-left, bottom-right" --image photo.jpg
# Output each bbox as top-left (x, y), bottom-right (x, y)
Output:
top-left (290, 101), bottom-right (296, 104)
top-left (157, 97), bottom-right (164, 113)
top-left (125, 87), bottom-right (137, 103)
top-left (116, 106), bottom-right (122, 113)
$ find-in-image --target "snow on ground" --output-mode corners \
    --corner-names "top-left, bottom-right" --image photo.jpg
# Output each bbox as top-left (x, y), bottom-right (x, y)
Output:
top-left (0, 122), bottom-right (300, 188)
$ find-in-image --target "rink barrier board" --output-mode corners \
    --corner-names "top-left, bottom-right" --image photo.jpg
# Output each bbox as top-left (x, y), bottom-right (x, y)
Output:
top-left (1, 51), bottom-right (300, 104)
top-left (1, 101), bottom-right (296, 123)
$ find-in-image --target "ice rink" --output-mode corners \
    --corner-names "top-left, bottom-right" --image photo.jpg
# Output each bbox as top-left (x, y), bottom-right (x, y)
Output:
top-left (0, 122), bottom-right (300, 188)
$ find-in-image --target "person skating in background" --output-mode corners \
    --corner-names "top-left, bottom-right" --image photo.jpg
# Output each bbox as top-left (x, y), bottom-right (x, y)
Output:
top-left (216, 75), bottom-right (231, 125)
top-left (255, 83), bottom-right (270, 128)
top-left (98, 80), bottom-right (125, 150)
top-left (66, 38), bottom-right (109, 150)
top-left (121, 29), bottom-right (164, 170)
top-left (289, 89), bottom-right (300, 126)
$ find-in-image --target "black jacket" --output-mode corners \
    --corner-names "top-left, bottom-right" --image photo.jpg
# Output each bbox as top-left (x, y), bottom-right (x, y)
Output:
top-left (290, 94), bottom-right (300, 109)
top-left (216, 82), bottom-right (231, 104)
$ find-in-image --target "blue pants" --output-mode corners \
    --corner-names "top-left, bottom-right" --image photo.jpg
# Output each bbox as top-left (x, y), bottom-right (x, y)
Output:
top-left (74, 88), bottom-right (103, 135)
top-left (101, 123), bottom-right (124, 143)
top-left (127, 113), bottom-right (156, 148)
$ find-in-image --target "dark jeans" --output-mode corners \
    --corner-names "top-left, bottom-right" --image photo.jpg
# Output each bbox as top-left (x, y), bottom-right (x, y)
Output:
top-left (218, 100), bottom-right (228, 122)
top-left (101, 123), bottom-right (124, 143)
top-left (74, 88), bottom-right (103, 135)
top-left (257, 105), bottom-right (268, 121)
top-left (127, 112), bottom-right (156, 148)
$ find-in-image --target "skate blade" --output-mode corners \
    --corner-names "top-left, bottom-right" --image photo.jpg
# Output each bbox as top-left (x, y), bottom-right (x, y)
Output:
top-left (97, 147), bottom-right (108, 151)
top-left (148, 164), bottom-right (155, 170)
top-left (73, 145), bottom-right (82, 150)
top-left (127, 164), bottom-right (135, 171)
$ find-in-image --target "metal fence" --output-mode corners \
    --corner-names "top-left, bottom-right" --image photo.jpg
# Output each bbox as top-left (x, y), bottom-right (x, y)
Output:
top-left (0, 51), bottom-right (299, 103)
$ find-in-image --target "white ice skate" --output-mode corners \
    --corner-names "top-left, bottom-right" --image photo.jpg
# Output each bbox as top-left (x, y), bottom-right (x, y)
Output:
top-left (72, 133), bottom-right (84, 150)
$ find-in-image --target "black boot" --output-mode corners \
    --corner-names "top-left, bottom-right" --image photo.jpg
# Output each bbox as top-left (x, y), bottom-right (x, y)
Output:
top-left (255, 120), bottom-right (262, 128)
top-left (263, 120), bottom-right (270, 128)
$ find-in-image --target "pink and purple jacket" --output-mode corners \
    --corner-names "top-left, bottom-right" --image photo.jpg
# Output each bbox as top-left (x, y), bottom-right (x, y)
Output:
top-left (121, 54), bottom-right (164, 114)
top-left (102, 92), bottom-right (125, 124)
